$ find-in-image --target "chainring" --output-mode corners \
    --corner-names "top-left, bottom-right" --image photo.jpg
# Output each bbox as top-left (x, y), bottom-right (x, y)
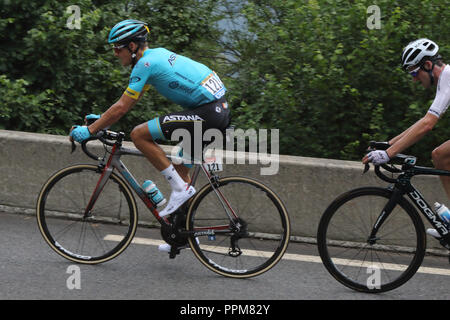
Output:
top-left (160, 210), bottom-right (189, 247)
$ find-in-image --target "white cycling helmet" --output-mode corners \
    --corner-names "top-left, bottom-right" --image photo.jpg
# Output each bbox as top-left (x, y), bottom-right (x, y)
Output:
top-left (401, 38), bottom-right (439, 70)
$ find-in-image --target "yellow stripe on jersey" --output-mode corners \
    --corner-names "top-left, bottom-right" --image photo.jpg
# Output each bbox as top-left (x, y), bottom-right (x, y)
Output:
top-left (124, 87), bottom-right (140, 100)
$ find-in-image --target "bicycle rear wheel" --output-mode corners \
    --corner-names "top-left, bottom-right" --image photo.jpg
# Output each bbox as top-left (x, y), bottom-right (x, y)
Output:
top-left (186, 176), bottom-right (290, 278)
top-left (36, 164), bottom-right (138, 264)
top-left (317, 187), bottom-right (426, 293)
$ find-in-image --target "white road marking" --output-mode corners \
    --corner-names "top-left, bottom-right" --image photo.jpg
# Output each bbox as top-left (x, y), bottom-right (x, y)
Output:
top-left (104, 234), bottom-right (450, 276)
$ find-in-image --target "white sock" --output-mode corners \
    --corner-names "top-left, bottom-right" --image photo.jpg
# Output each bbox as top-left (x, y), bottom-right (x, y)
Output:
top-left (161, 164), bottom-right (187, 192)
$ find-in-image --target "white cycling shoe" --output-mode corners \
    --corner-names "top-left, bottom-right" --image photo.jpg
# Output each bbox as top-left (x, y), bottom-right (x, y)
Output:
top-left (158, 238), bottom-right (200, 253)
top-left (426, 228), bottom-right (441, 238)
top-left (158, 185), bottom-right (196, 217)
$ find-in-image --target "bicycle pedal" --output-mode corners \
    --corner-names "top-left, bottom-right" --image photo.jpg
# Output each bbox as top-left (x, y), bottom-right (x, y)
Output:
top-left (169, 248), bottom-right (181, 259)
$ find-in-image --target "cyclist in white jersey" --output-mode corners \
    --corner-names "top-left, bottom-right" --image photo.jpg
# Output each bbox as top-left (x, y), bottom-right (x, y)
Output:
top-left (363, 38), bottom-right (450, 237)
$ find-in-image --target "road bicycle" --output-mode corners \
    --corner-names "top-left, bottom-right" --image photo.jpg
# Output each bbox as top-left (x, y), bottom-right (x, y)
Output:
top-left (36, 128), bottom-right (290, 278)
top-left (317, 141), bottom-right (450, 293)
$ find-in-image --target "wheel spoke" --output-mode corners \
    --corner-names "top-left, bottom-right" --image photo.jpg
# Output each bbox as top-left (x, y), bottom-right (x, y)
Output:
top-left (318, 188), bottom-right (425, 293)
top-left (188, 177), bottom-right (290, 278)
top-left (37, 165), bottom-right (137, 264)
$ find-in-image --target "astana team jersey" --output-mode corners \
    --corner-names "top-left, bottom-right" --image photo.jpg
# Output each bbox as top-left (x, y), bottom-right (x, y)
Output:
top-left (123, 48), bottom-right (226, 108)
top-left (428, 65), bottom-right (450, 118)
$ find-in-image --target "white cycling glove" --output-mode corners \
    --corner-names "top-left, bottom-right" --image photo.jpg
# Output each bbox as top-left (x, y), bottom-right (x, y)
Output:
top-left (367, 150), bottom-right (390, 165)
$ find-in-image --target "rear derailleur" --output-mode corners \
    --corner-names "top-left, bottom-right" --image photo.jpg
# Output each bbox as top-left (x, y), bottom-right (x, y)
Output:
top-left (228, 218), bottom-right (248, 257)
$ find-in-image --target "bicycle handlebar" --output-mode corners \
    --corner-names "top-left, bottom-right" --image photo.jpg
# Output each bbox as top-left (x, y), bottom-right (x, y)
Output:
top-left (365, 141), bottom-right (417, 183)
top-left (71, 129), bottom-right (125, 161)
top-left (374, 165), bottom-right (399, 183)
top-left (81, 136), bottom-right (103, 161)
top-left (368, 141), bottom-right (390, 151)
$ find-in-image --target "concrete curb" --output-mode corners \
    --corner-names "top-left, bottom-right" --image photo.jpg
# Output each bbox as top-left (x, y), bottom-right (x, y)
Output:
top-left (1, 129), bottom-right (447, 249)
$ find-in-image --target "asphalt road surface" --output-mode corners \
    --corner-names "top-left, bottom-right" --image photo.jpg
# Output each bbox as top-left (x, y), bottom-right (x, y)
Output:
top-left (1, 211), bottom-right (449, 303)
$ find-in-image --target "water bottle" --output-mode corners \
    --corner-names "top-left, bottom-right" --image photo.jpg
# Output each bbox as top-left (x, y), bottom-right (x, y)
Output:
top-left (142, 180), bottom-right (166, 208)
top-left (434, 202), bottom-right (450, 226)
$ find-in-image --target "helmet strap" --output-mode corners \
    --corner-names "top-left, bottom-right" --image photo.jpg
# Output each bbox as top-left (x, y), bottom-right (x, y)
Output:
top-left (421, 61), bottom-right (436, 86)
top-left (126, 43), bottom-right (140, 68)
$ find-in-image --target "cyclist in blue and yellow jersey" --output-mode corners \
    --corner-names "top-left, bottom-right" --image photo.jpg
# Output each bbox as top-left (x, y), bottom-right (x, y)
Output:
top-left (70, 20), bottom-right (231, 252)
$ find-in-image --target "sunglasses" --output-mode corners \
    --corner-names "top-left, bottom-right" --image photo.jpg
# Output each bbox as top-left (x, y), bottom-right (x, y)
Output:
top-left (112, 44), bottom-right (127, 52)
top-left (408, 65), bottom-right (421, 77)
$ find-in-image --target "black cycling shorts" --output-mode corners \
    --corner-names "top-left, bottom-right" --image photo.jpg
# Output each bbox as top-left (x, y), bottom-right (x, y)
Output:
top-left (147, 97), bottom-right (231, 163)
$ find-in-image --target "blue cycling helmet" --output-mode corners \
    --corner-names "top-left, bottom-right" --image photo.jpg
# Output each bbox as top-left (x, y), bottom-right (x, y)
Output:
top-left (108, 19), bottom-right (149, 44)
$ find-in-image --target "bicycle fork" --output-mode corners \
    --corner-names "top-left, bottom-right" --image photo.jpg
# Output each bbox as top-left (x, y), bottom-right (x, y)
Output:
top-left (367, 187), bottom-right (404, 245)
top-left (369, 185), bottom-right (450, 250)
top-left (83, 146), bottom-right (116, 219)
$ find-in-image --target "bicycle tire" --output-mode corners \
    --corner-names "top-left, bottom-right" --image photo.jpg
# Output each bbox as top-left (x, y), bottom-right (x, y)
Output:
top-left (186, 176), bottom-right (290, 278)
top-left (36, 164), bottom-right (138, 264)
top-left (317, 187), bottom-right (426, 293)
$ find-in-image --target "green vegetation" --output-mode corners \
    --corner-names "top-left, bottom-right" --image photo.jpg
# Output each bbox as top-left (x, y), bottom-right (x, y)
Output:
top-left (1, 0), bottom-right (449, 164)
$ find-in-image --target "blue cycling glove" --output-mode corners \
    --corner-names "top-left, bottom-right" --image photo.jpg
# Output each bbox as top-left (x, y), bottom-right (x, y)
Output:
top-left (85, 114), bottom-right (101, 124)
top-left (70, 125), bottom-right (91, 143)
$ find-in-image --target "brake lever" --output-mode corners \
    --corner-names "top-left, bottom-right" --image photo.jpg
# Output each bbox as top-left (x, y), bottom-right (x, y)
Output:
top-left (362, 146), bottom-right (375, 175)
top-left (363, 163), bottom-right (370, 174)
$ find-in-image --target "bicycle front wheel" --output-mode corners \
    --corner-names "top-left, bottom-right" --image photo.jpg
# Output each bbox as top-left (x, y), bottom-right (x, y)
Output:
top-left (186, 176), bottom-right (290, 278)
top-left (317, 187), bottom-right (426, 293)
top-left (36, 164), bottom-right (138, 264)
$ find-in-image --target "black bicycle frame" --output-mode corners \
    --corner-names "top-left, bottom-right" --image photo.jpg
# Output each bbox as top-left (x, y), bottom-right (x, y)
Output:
top-left (370, 166), bottom-right (450, 249)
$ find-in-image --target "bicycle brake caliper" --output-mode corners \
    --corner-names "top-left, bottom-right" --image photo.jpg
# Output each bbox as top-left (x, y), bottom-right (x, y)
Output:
top-left (210, 174), bottom-right (220, 188)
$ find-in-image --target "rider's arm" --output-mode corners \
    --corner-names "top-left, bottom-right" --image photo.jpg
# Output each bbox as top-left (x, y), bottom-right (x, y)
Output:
top-left (87, 81), bottom-right (150, 135)
top-left (386, 113), bottom-right (439, 158)
top-left (389, 68), bottom-right (449, 147)
top-left (388, 123), bottom-right (415, 146)
top-left (79, 52), bottom-right (153, 136)
top-left (87, 94), bottom-right (138, 135)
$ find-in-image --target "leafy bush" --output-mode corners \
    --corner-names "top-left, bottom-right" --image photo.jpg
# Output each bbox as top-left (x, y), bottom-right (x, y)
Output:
top-left (2, 0), bottom-right (450, 165)
top-left (0, 0), bottom-right (222, 134)
top-left (218, 0), bottom-right (450, 164)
